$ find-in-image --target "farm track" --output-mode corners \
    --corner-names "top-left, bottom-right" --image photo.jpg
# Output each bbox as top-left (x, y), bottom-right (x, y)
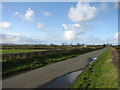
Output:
top-left (2, 48), bottom-right (107, 88)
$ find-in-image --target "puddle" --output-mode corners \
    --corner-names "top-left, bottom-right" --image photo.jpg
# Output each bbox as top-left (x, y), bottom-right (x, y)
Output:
top-left (89, 57), bottom-right (97, 64)
top-left (40, 57), bottom-right (97, 88)
top-left (41, 69), bottom-right (84, 88)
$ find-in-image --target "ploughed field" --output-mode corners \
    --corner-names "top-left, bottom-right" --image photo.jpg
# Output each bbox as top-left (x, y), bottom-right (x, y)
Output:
top-left (1, 44), bottom-right (104, 78)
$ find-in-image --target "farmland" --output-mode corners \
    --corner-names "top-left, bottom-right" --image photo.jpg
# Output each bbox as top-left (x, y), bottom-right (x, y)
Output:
top-left (1, 49), bottom-right (46, 54)
top-left (1, 44), bottom-right (104, 78)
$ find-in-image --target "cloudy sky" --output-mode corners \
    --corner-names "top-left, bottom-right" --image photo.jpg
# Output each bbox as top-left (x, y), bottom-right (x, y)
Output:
top-left (0, 2), bottom-right (118, 45)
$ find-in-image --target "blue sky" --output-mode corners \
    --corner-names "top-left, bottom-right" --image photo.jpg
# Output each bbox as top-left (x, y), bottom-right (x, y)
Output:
top-left (0, 2), bottom-right (118, 45)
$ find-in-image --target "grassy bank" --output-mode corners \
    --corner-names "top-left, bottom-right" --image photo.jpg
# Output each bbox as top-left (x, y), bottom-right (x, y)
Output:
top-left (3, 48), bottom-right (102, 78)
top-left (72, 48), bottom-right (118, 88)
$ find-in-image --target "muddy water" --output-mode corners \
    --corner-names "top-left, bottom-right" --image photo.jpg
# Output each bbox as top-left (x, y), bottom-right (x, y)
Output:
top-left (41, 57), bottom-right (97, 88)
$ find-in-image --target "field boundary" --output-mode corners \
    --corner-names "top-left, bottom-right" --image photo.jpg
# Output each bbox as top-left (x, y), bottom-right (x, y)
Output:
top-left (111, 47), bottom-right (119, 71)
top-left (111, 47), bottom-right (120, 89)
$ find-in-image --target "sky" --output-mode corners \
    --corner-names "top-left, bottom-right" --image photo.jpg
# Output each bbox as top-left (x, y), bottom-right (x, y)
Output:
top-left (0, 2), bottom-right (119, 45)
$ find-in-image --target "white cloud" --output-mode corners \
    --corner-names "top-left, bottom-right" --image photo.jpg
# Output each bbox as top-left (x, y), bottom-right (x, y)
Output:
top-left (68, 2), bottom-right (97, 22)
top-left (13, 12), bottom-right (19, 16)
top-left (62, 23), bottom-right (85, 41)
top-left (64, 30), bottom-right (74, 41)
top-left (99, 2), bottom-right (118, 11)
top-left (114, 32), bottom-right (120, 40)
top-left (0, 33), bottom-right (42, 44)
top-left (113, 2), bottom-right (118, 9)
top-left (0, 3), bottom-right (3, 9)
top-left (75, 34), bottom-right (118, 45)
top-left (84, 33), bottom-right (119, 45)
top-left (99, 2), bottom-right (109, 10)
top-left (62, 23), bottom-right (81, 31)
top-left (43, 12), bottom-right (52, 16)
top-left (23, 8), bottom-right (34, 22)
top-left (36, 23), bottom-right (45, 29)
top-left (72, 23), bottom-right (81, 27)
top-left (0, 21), bottom-right (11, 29)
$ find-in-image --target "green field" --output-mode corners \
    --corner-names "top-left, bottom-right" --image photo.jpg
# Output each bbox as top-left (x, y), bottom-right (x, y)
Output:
top-left (2, 48), bottom-right (102, 78)
top-left (1, 49), bottom-right (46, 54)
top-left (72, 48), bottom-right (118, 88)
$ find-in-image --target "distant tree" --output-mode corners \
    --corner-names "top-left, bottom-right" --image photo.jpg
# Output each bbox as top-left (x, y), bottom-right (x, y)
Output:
top-left (61, 43), bottom-right (65, 46)
top-left (61, 43), bottom-right (67, 46)
top-left (76, 43), bottom-right (80, 46)
top-left (103, 44), bottom-right (106, 47)
top-left (50, 43), bottom-right (54, 46)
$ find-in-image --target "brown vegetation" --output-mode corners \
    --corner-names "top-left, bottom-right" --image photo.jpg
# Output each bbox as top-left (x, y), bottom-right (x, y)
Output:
top-left (111, 47), bottom-right (120, 72)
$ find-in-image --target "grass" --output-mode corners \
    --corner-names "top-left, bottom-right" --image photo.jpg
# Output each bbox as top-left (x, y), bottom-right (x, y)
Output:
top-left (72, 48), bottom-right (118, 88)
top-left (1, 49), bottom-right (46, 54)
top-left (2, 48), bottom-right (102, 78)
top-left (3, 54), bottom-right (77, 78)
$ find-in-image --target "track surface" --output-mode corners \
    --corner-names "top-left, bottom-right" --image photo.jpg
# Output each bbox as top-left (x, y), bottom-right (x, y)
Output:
top-left (3, 48), bottom-right (106, 88)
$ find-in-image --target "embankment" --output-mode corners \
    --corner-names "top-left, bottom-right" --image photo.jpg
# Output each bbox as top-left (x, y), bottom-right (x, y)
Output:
top-left (72, 47), bottom-right (118, 88)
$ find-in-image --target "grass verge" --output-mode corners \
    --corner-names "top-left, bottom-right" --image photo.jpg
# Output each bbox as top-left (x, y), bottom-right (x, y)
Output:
top-left (72, 48), bottom-right (118, 88)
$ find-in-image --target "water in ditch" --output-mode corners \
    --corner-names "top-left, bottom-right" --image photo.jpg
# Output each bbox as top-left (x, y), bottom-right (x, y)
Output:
top-left (41, 57), bottom-right (97, 88)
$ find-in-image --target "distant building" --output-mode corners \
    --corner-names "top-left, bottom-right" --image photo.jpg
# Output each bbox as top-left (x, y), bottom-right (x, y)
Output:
top-left (84, 45), bottom-right (87, 47)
